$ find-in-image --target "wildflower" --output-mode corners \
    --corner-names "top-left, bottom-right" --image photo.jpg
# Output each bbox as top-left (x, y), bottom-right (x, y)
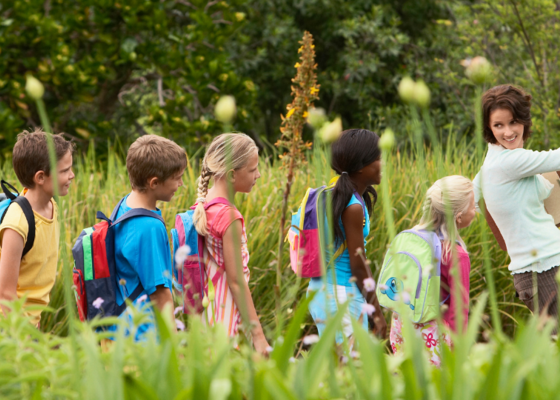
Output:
top-left (25, 74), bottom-right (44, 100)
top-left (92, 297), bottom-right (104, 309)
top-left (379, 284), bottom-right (388, 291)
top-left (175, 319), bottom-right (185, 331)
top-left (175, 245), bottom-right (191, 267)
top-left (307, 107), bottom-right (326, 129)
top-left (266, 346), bottom-right (273, 353)
top-left (302, 334), bottom-right (320, 345)
top-left (362, 303), bottom-right (375, 316)
top-left (214, 95), bottom-right (236, 123)
top-left (355, 248), bottom-right (363, 255)
top-left (401, 292), bottom-right (411, 304)
top-left (363, 277), bottom-right (376, 292)
top-left (289, 357), bottom-right (296, 363)
top-left (119, 278), bottom-right (127, 286)
top-left (463, 56), bottom-right (493, 84)
top-left (320, 117), bottom-right (343, 143)
top-left (413, 80), bottom-right (430, 108)
top-left (136, 294), bottom-right (148, 304)
top-left (174, 306), bottom-right (183, 315)
top-left (350, 351), bottom-right (360, 359)
top-left (379, 128), bottom-right (395, 151)
top-left (398, 76), bottom-right (416, 103)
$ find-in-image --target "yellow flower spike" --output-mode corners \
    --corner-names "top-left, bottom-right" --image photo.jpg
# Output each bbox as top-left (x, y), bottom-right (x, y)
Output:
top-left (286, 107), bottom-right (297, 118)
top-left (294, 62), bottom-right (301, 68)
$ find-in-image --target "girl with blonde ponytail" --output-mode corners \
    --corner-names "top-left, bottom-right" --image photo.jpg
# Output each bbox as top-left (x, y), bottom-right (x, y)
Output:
top-left (390, 175), bottom-right (476, 367)
top-left (191, 133), bottom-right (270, 354)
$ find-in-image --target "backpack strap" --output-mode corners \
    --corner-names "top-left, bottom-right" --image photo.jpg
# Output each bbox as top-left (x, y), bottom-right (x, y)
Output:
top-left (109, 197), bottom-right (127, 221)
top-left (0, 180), bottom-right (36, 259)
top-left (114, 282), bottom-right (146, 315)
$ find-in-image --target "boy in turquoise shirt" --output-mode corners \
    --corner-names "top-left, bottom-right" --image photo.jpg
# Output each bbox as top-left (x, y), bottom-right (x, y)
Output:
top-left (110, 135), bottom-right (186, 340)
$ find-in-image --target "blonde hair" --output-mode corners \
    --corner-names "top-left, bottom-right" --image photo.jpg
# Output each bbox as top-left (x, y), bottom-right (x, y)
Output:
top-left (415, 175), bottom-right (473, 256)
top-left (126, 135), bottom-right (187, 192)
top-left (194, 133), bottom-right (258, 235)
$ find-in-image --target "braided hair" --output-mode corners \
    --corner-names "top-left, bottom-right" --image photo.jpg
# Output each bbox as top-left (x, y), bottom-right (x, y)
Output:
top-left (193, 133), bottom-right (258, 235)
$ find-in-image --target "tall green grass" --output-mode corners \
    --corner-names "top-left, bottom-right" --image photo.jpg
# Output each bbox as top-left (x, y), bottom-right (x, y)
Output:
top-left (1, 131), bottom-right (554, 399)
top-left (0, 134), bottom-right (524, 337)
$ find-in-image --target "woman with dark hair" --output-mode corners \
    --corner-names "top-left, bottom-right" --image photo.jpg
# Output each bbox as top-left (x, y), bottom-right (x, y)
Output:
top-left (307, 129), bottom-right (387, 343)
top-left (474, 84), bottom-right (560, 320)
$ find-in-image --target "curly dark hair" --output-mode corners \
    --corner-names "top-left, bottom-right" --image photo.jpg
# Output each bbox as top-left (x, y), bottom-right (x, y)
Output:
top-left (482, 85), bottom-right (532, 144)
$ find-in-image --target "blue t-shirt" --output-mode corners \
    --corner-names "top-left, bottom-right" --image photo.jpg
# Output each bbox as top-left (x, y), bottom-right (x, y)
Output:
top-left (323, 193), bottom-right (370, 287)
top-left (109, 195), bottom-right (172, 341)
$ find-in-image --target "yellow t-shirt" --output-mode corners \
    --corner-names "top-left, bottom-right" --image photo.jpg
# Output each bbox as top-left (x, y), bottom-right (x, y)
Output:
top-left (0, 197), bottom-right (59, 326)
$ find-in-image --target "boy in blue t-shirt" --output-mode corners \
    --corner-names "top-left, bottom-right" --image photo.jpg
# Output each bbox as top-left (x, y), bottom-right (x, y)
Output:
top-left (111, 135), bottom-right (186, 340)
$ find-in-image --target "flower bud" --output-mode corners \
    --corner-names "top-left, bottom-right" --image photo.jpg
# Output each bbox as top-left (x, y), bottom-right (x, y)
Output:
top-left (208, 291), bottom-right (215, 302)
top-left (320, 117), bottom-right (343, 143)
top-left (25, 74), bottom-right (44, 100)
top-left (307, 107), bottom-right (327, 129)
top-left (379, 128), bottom-right (395, 151)
top-left (398, 76), bottom-right (416, 103)
top-left (464, 56), bottom-right (493, 85)
top-left (413, 80), bottom-right (430, 108)
top-left (214, 95), bottom-right (237, 123)
top-left (202, 296), bottom-right (209, 308)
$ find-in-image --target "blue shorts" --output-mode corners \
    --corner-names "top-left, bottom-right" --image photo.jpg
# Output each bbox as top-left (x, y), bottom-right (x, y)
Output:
top-left (307, 278), bottom-right (369, 344)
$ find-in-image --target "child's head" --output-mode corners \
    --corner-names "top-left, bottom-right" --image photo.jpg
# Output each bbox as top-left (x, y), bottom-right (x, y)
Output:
top-left (126, 135), bottom-right (186, 201)
top-left (330, 129), bottom-right (381, 244)
top-left (416, 175), bottom-right (475, 252)
top-left (482, 85), bottom-right (532, 150)
top-left (13, 128), bottom-right (75, 196)
top-left (194, 133), bottom-right (258, 235)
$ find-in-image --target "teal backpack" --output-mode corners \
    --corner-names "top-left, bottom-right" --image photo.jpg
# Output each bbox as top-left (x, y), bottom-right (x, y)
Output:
top-left (376, 229), bottom-right (448, 324)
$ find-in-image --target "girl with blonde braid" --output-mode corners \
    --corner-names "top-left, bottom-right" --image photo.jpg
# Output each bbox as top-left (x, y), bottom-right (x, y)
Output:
top-left (390, 175), bottom-right (475, 367)
top-left (192, 133), bottom-right (270, 354)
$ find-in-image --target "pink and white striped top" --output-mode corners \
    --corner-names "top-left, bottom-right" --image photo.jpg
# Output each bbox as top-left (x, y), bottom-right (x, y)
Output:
top-left (200, 199), bottom-right (250, 337)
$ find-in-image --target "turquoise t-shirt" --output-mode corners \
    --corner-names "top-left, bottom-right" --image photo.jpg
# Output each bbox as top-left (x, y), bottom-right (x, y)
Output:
top-left (108, 195), bottom-right (173, 341)
top-left (323, 193), bottom-right (370, 287)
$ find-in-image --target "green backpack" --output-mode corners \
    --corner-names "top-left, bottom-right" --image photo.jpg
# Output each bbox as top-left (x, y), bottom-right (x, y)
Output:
top-left (376, 229), bottom-right (448, 324)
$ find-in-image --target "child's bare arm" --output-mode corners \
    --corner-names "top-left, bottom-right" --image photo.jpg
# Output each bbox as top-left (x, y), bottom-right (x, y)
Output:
top-left (0, 229), bottom-right (24, 316)
top-left (222, 219), bottom-right (270, 354)
top-left (342, 204), bottom-right (387, 338)
top-left (149, 285), bottom-right (176, 332)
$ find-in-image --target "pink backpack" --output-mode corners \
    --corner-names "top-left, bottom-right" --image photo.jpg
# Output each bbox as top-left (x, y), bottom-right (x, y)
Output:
top-left (171, 198), bottom-right (229, 313)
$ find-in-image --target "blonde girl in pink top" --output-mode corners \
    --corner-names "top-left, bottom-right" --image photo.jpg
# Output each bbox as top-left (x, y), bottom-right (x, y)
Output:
top-left (390, 175), bottom-right (476, 366)
top-left (193, 133), bottom-right (270, 355)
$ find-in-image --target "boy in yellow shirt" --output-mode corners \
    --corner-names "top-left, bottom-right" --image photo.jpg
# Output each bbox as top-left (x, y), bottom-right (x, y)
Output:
top-left (0, 128), bottom-right (75, 326)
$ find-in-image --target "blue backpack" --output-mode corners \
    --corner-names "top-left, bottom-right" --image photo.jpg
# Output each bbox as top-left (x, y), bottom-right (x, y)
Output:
top-left (171, 197), bottom-right (229, 314)
top-left (0, 180), bottom-right (35, 258)
top-left (72, 198), bottom-right (166, 321)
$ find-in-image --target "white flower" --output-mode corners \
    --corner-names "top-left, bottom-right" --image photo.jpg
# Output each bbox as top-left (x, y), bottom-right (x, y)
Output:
top-left (174, 306), bottom-right (183, 315)
top-left (307, 107), bottom-right (327, 129)
top-left (363, 277), bottom-right (376, 292)
top-left (175, 245), bottom-right (191, 267)
top-left (265, 346), bottom-right (273, 353)
top-left (92, 297), bottom-right (104, 309)
top-left (379, 128), bottom-right (395, 151)
top-left (361, 303), bottom-right (376, 316)
top-left (320, 117), bottom-right (343, 143)
top-left (413, 80), bottom-right (430, 108)
top-left (175, 319), bottom-right (185, 331)
top-left (398, 76), bottom-right (416, 103)
top-left (214, 95), bottom-right (237, 123)
top-left (463, 56), bottom-right (493, 84)
top-left (402, 292), bottom-right (411, 304)
top-left (302, 334), bottom-right (320, 345)
top-left (25, 74), bottom-right (44, 100)
top-left (136, 294), bottom-right (148, 304)
top-left (289, 357), bottom-right (296, 363)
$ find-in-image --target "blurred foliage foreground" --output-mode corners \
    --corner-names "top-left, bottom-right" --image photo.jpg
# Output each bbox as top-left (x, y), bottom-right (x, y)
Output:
top-left (1, 138), bottom-right (552, 399)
